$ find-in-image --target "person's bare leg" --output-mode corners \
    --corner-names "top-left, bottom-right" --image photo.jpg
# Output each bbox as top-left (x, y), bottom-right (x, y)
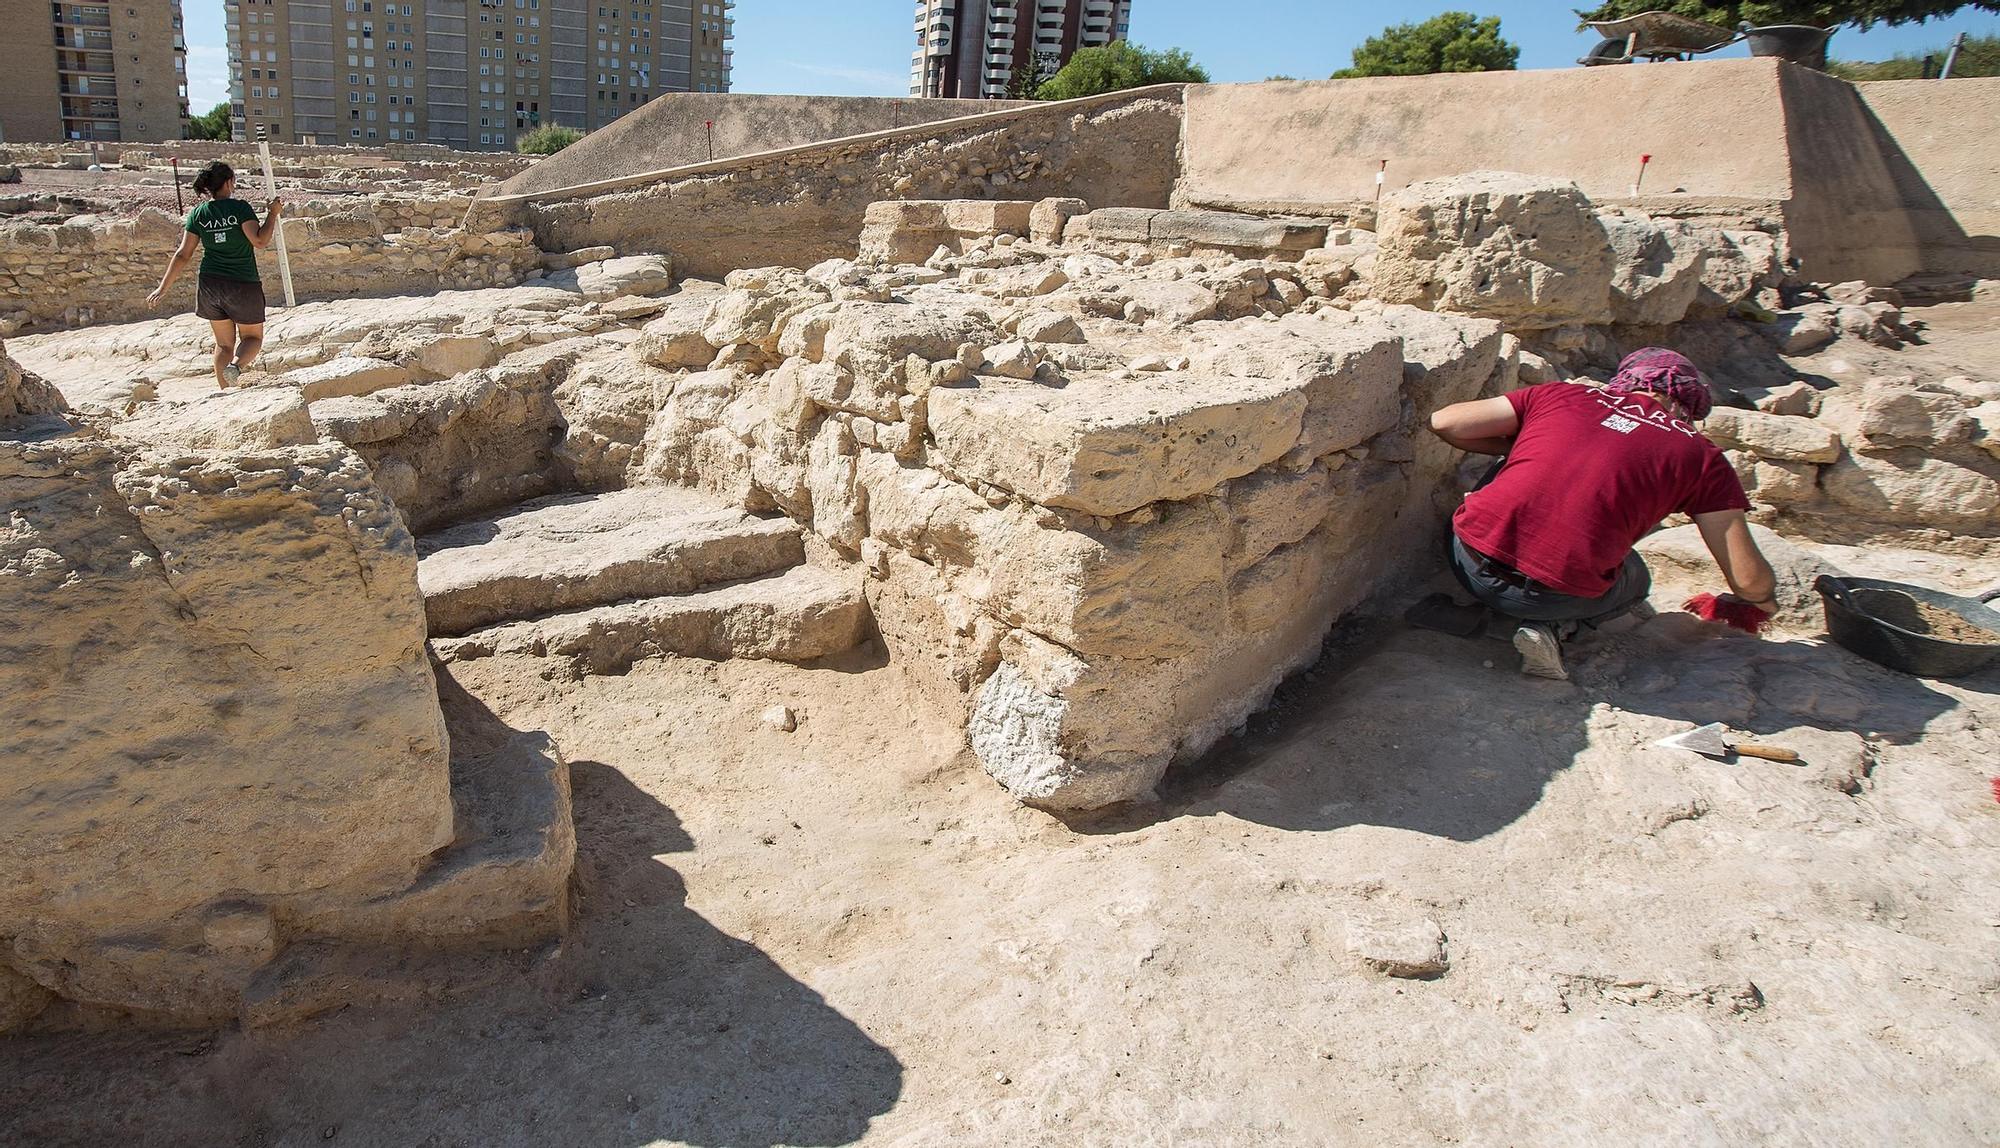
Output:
top-left (208, 319), bottom-right (237, 387)
top-left (232, 322), bottom-right (265, 375)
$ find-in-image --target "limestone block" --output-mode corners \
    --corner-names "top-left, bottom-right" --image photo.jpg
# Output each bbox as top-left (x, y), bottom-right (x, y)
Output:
top-left (1822, 449), bottom-right (2000, 530)
top-left (1703, 407), bottom-right (1842, 464)
top-left (1970, 402), bottom-right (2000, 462)
top-left (0, 342), bottom-right (66, 423)
top-left (1773, 309), bottom-right (1837, 355)
top-left (1082, 207), bottom-right (1164, 243)
top-left (281, 356), bottom-right (416, 402)
top-left (1744, 457), bottom-right (1822, 507)
top-left (636, 299), bottom-right (722, 369)
top-left (1030, 197), bottom-right (1088, 245)
top-left (573, 254), bottom-right (675, 301)
top-left (1121, 279), bottom-right (1220, 326)
top-left (968, 633), bottom-right (1177, 812)
top-left (1190, 314), bottom-right (1413, 458)
top-left (941, 200), bottom-right (1035, 236)
top-left (1600, 210), bottom-right (1706, 327)
top-left (1689, 229), bottom-right (1781, 318)
top-left (819, 300), bottom-right (999, 383)
top-left (1373, 172), bottom-right (1614, 330)
top-left (928, 371), bottom-right (1308, 516)
top-left (704, 287), bottom-right (827, 354)
top-left (1016, 311), bottom-right (1085, 344)
top-left (1751, 381), bottom-right (1820, 417)
top-left (0, 433), bottom-right (453, 1019)
top-left (311, 367), bottom-right (565, 532)
top-left (541, 245), bottom-right (616, 270)
top-left (1151, 210), bottom-right (1327, 253)
top-left (116, 386), bottom-right (318, 452)
top-left (352, 329), bottom-right (500, 379)
top-left (1854, 377), bottom-right (1974, 451)
top-left (552, 354), bottom-right (678, 488)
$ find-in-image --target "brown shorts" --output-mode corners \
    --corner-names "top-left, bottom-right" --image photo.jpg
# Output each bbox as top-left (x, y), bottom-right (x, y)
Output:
top-left (195, 274), bottom-right (267, 326)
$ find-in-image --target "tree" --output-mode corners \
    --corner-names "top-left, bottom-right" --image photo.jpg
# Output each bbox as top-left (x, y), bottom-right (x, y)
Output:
top-left (516, 124), bottom-right (584, 155)
top-left (186, 102), bottom-right (231, 141)
top-left (1829, 31), bottom-right (2000, 76)
top-left (1032, 42), bottom-right (1210, 100)
top-left (1332, 12), bottom-right (1520, 78)
top-left (1574, 1), bottom-right (2000, 31)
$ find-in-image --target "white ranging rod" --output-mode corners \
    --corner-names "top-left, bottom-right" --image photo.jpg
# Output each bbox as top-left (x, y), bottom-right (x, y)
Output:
top-left (256, 139), bottom-right (297, 308)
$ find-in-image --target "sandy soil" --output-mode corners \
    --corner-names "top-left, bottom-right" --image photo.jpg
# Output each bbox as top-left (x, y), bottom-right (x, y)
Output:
top-left (3, 536), bottom-right (1997, 1146)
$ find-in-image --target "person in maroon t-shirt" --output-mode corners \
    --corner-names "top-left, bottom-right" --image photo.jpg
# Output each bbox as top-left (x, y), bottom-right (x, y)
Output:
top-left (1428, 348), bottom-right (1779, 680)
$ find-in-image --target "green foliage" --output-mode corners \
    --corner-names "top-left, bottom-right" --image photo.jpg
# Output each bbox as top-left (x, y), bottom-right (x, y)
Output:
top-left (1266, 74), bottom-right (1299, 81)
top-left (186, 102), bottom-right (231, 141)
top-left (1828, 31), bottom-right (2000, 75)
top-left (515, 124), bottom-right (584, 155)
top-left (1332, 12), bottom-right (1520, 78)
top-left (1574, 0), bottom-right (2000, 31)
top-left (1032, 42), bottom-right (1210, 100)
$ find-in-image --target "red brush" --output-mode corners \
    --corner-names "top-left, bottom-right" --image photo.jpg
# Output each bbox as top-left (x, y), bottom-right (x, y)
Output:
top-left (1683, 593), bottom-right (1772, 635)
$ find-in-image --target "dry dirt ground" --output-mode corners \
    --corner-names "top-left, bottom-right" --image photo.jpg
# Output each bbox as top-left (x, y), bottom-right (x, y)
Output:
top-left (3, 545), bottom-right (1997, 1147)
top-left (5, 296), bottom-right (2000, 1146)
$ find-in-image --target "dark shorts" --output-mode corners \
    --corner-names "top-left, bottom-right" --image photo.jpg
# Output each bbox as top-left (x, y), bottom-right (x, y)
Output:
top-left (195, 274), bottom-right (266, 326)
top-left (1449, 534), bottom-right (1653, 626)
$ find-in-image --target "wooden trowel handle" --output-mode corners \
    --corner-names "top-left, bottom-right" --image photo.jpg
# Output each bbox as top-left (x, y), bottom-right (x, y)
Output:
top-left (1735, 743), bottom-right (1800, 763)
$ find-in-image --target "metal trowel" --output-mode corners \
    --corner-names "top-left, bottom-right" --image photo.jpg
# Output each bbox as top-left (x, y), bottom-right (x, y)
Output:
top-left (1652, 722), bottom-right (1800, 763)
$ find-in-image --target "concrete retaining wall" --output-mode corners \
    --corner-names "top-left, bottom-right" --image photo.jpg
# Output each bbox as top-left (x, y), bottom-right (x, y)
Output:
top-left (496, 93), bottom-right (1030, 197)
top-left (1857, 77), bottom-right (2000, 276)
top-left (502, 90), bottom-right (1184, 279)
top-left (1175, 60), bottom-right (1927, 285)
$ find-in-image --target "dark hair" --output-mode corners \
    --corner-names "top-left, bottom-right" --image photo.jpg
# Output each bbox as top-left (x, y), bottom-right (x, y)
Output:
top-left (191, 161), bottom-right (235, 199)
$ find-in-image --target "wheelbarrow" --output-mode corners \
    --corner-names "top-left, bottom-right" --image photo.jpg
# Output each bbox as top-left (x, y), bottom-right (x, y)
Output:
top-left (1580, 11), bottom-right (1739, 65)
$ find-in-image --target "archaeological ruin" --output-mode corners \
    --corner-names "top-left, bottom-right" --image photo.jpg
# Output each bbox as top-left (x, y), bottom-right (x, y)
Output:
top-left (3, 59), bottom-right (1999, 1144)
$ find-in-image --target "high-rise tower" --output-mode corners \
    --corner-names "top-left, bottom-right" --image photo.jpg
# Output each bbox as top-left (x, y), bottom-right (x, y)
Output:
top-left (911, 0), bottom-right (1131, 100)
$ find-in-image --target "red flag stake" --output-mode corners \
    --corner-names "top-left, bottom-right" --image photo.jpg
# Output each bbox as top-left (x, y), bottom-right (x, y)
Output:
top-left (705, 119), bottom-right (715, 162)
top-left (1632, 154), bottom-right (1652, 197)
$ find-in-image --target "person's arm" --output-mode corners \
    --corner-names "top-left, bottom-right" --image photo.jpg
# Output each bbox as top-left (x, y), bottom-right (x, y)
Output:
top-left (1693, 509), bottom-right (1779, 615)
top-left (246, 197), bottom-right (285, 249)
top-left (1428, 395), bottom-right (1521, 456)
top-left (147, 232), bottom-right (201, 306)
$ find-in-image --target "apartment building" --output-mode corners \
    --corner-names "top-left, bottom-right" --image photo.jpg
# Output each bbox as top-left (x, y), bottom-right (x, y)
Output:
top-left (910, 0), bottom-right (1130, 100)
top-left (228, 0), bottom-right (732, 151)
top-left (0, 1), bottom-right (189, 143)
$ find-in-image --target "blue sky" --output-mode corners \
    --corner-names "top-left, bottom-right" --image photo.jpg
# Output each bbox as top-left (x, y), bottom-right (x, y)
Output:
top-left (181, 0), bottom-right (2000, 109)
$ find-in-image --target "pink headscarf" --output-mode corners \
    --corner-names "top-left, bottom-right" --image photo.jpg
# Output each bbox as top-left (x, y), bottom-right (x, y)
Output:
top-left (1601, 348), bottom-right (1713, 421)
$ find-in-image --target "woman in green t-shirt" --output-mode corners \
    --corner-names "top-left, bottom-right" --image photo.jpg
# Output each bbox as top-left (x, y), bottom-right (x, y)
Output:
top-left (146, 162), bottom-right (285, 388)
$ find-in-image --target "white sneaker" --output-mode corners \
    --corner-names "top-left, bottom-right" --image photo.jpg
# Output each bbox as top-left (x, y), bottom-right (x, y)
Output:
top-left (1513, 623), bottom-right (1569, 681)
top-left (220, 364), bottom-right (241, 387)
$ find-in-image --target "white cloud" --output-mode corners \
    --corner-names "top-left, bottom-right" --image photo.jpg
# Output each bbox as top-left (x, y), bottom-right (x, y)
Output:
top-left (185, 43), bottom-right (230, 112)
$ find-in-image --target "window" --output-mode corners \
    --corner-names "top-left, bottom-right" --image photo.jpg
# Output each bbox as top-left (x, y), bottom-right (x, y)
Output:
top-left (349, 91), bottom-right (360, 102)
top-left (352, 127), bottom-right (362, 137)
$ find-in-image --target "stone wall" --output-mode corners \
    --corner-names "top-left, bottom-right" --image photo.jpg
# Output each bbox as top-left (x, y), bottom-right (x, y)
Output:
top-left (494, 92), bottom-right (1033, 198)
top-left (0, 348), bottom-right (572, 1029)
top-left (0, 203), bottom-right (539, 332)
top-left (493, 91), bottom-right (1184, 279)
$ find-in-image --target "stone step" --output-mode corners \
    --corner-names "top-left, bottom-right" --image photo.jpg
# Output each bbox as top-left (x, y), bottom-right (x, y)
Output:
top-left (417, 487), bottom-right (805, 637)
top-left (431, 565), bottom-right (870, 675)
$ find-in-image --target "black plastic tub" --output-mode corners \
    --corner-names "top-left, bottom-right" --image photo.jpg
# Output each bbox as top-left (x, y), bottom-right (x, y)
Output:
top-left (1743, 24), bottom-right (1835, 69)
top-left (1815, 575), bottom-right (2000, 678)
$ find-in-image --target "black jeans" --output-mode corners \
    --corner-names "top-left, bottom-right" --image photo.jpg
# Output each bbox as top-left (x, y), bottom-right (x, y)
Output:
top-left (1449, 534), bottom-right (1653, 627)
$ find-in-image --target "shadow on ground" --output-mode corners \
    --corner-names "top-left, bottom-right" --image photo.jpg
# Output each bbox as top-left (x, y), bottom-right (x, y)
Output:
top-left (1097, 605), bottom-right (1973, 844)
top-left (0, 681), bottom-right (902, 1148)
